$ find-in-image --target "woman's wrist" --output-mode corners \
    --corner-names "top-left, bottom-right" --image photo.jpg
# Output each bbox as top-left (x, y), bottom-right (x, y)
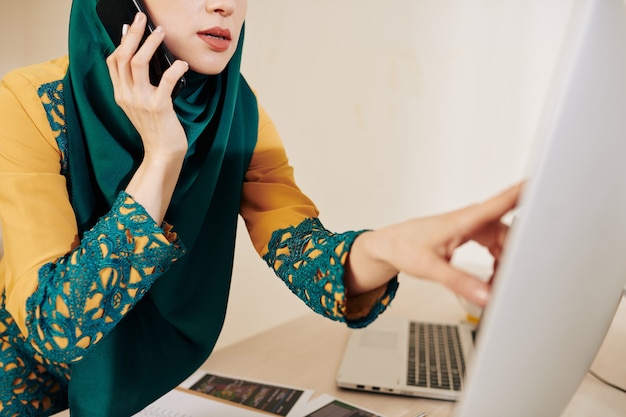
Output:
top-left (344, 229), bottom-right (399, 296)
top-left (125, 152), bottom-right (185, 224)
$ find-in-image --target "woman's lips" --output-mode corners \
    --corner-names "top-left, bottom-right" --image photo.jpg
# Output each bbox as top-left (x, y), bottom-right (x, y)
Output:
top-left (198, 27), bottom-right (232, 52)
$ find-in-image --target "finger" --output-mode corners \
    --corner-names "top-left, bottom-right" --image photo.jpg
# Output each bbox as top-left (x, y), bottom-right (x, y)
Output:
top-left (155, 60), bottom-right (189, 99)
top-left (487, 258), bottom-right (499, 286)
top-left (127, 28), bottom-right (168, 92)
top-left (121, 23), bottom-right (130, 42)
top-left (467, 219), bottom-right (509, 261)
top-left (473, 182), bottom-right (523, 224)
top-left (106, 25), bottom-right (129, 83)
top-left (423, 255), bottom-right (491, 308)
top-left (107, 13), bottom-right (148, 100)
top-left (106, 25), bottom-right (126, 84)
top-left (457, 182), bottom-right (524, 236)
top-left (488, 221), bottom-right (510, 258)
top-left (116, 12), bottom-right (147, 60)
top-left (131, 26), bottom-right (189, 99)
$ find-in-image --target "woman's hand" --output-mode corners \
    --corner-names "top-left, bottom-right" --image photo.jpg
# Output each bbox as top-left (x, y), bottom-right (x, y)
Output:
top-left (345, 183), bottom-right (523, 308)
top-left (105, 12), bottom-right (190, 224)
top-left (106, 12), bottom-right (189, 158)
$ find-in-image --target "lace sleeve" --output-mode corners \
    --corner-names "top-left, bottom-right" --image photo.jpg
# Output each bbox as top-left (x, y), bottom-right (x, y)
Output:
top-left (25, 191), bottom-right (186, 364)
top-left (263, 217), bottom-right (398, 328)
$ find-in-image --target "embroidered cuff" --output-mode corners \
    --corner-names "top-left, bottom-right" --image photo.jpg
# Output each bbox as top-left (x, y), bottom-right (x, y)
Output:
top-left (344, 278), bottom-right (399, 328)
top-left (25, 191), bottom-right (186, 363)
top-left (263, 218), bottom-right (397, 328)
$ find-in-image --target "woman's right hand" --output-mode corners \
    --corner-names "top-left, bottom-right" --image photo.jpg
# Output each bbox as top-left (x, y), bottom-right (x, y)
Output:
top-left (105, 12), bottom-right (190, 224)
top-left (105, 12), bottom-right (189, 159)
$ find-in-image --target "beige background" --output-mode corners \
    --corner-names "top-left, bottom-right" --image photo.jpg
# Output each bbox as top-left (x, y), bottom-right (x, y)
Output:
top-left (1, 0), bottom-right (576, 349)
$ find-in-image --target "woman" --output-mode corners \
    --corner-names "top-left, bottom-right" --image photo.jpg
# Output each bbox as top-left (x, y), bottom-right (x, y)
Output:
top-left (0, 0), bottom-right (520, 415)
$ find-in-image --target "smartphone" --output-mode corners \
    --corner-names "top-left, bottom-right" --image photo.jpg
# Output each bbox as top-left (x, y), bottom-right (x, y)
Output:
top-left (96, 0), bottom-right (186, 98)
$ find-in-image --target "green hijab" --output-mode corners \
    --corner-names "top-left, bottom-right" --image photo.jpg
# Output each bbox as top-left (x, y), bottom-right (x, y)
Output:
top-left (62, 0), bottom-right (258, 415)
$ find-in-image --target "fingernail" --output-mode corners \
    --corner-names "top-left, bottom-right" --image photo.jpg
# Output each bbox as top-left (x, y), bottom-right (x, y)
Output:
top-left (155, 26), bottom-right (164, 33)
top-left (121, 24), bottom-right (130, 37)
top-left (476, 288), bottom-right (489, 306)
top-left (134, 12), bottom-right (143, 23)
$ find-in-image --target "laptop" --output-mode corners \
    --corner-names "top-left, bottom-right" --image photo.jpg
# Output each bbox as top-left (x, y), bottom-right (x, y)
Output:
top-left (336, 314), bottom-right (476, 401)
top-left (337, 0), bottom-right (626, 413)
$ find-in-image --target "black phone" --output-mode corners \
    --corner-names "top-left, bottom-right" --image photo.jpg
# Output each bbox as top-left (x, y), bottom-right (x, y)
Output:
top-left (96, 0), bottom-right (186, 98)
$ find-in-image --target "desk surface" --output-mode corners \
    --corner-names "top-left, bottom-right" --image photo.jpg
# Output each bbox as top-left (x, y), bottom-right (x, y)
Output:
top-left (51, 278), bottom-right (626, 417)
top-left (201, 279), bottom-right (626, 417)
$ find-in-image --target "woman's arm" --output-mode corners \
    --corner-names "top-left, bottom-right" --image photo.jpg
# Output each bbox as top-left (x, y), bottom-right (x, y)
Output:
top-left (242, 104), bottom-right (396, 328)
top-left (0, 13), bottom-right (192, 363)
top-left (107, 14), bottom-right (189, 224)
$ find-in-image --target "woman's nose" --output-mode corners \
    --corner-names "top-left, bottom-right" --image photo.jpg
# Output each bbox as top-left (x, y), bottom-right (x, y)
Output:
top-left (206, 0), bottom-right (236, 17)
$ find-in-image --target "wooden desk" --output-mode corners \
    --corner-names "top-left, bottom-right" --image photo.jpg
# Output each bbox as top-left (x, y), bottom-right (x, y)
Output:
top-left (201, 278), bottom-right (626, 417)
top-left (51, 278), bottom-right (626, 417)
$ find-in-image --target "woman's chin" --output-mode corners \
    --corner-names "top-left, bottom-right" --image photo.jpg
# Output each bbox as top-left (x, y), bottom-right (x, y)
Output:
top-left (188, 60), bottom-right (230, 76)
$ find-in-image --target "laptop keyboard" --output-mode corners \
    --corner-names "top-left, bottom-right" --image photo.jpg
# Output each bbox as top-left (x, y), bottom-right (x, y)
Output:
top-left (407, 322), bottom-right (466, 391)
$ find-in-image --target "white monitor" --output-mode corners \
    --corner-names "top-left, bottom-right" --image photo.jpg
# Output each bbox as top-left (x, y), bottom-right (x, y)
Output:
top-left (454, 0), bottom-right (626, 416)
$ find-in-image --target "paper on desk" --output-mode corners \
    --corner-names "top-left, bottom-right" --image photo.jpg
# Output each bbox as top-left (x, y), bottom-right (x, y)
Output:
top-left (133, 389), bottom-right (270, 417)
top-left (56, 371), bottom-right (383, 417)
top-left (132, 370), bottom-right (314, 417)
top-left (51, 389), bottom-right (277, 417)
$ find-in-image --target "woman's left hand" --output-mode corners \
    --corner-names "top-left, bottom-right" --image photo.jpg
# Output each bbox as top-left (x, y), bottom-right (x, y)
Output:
top-left (345, 182), bottom-right (523, 308)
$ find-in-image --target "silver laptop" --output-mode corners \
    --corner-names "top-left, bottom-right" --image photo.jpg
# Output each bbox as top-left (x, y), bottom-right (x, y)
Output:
top-left (337, 0), bottom-right (626, 412)
top-left (336, 315), bottom-right (475, 400)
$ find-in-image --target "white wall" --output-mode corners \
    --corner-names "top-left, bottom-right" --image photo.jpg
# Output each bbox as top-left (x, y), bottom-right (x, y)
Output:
top-left (1, 1), bottom-right (575, 349)
top-left (227, 0), bottom-right (575, 349)
top-left (0, 1), bottom-right (72, 77)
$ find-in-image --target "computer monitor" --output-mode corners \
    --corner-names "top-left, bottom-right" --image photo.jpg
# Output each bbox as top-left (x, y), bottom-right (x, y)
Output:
top-left (453, 0), bottom-right (626, 416)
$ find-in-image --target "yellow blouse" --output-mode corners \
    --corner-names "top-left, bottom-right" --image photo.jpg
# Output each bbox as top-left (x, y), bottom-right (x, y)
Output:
top-left (0, 56), bottom-right (395, 337)
top-left (0, 56), bottom-right (397, 416)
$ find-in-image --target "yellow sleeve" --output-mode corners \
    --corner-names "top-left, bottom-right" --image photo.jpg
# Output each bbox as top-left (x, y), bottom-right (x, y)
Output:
top-left (240, 104), bottom-right (319, 256)
top-left (0, 60), bottom-right (186, 362)
top-left (0, 59), bottom-right (80, 332)
top-left (239, 101), bottom-right (398, 328)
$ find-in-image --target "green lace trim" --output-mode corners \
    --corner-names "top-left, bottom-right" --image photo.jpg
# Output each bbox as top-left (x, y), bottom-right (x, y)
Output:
top-left (1, 292), bottom-right (69, 416)
top-left (25, 193), bottom-right (186, 364)
top-left (38, 80), bottom-right (67, 176)
top-left (263, 217), bottom-right (397, 328)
